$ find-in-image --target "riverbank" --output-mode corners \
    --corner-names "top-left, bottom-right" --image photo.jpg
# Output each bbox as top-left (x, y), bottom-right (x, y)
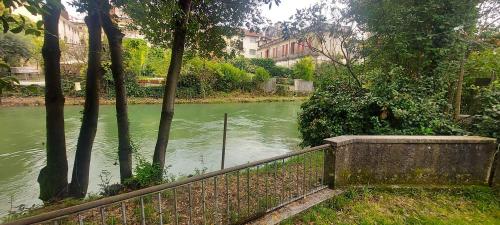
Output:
top-left (0, 95), bottom-right (308, 107)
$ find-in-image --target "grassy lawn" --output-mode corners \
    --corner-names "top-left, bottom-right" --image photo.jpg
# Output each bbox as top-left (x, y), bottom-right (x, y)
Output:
top-left (281, 186), bottom-right (500, 225)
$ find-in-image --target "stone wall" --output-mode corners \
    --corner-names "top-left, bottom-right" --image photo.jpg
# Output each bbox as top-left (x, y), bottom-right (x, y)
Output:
top-left (293, 79), bottom-right (314, 93)
top-left (324, 136), bottom-right (498, 187)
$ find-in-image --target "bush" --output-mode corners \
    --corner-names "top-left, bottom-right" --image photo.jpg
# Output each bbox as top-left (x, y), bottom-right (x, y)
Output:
top-left (298, 67), bottom-right (463, 147)
top-left (470, 82), bottom-right (500, 140)
top-left (253, 67), bottom-right (271, 83)
top-left (293, 57), bottom-right (315, 81)
top-left (249, 58), bottom-right (291, 77)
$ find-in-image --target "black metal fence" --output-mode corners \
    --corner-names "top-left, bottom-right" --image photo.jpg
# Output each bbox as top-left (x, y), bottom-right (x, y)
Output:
top-left (4, 144), bottom-right (331, 225)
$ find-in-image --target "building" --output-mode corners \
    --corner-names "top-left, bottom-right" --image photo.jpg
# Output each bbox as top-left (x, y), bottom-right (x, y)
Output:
top-left (110, 7), bottom-right (144, 39)
top-left (256, 23), bottom-right (345, 68)
top-left (225, 30), bottom-right (262, 58)
top-left (13, 7), bottom-right (86, 46)
top-left (257, 35), bottom-right (344, 68)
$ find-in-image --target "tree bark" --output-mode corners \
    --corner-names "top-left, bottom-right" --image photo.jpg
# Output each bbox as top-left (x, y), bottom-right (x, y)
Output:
top-left (153, 0), bottom-right (192, 171)
top-left (69, 4), bottom-right (103, 198)
top-left (101, 1), bottom-right (133, 182)
top-left (453, 51), bottom-right (467, 121)
top-left (37, 0), bottom-right (69, 202)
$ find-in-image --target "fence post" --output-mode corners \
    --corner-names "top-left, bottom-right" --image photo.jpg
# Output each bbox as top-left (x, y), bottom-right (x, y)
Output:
top-left (323, 145), bottom-right (336, 189)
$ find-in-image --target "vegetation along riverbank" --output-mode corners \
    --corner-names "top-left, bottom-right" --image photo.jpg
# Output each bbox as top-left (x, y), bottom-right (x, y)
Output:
top-left (0, 95), bottom-right (308, 107)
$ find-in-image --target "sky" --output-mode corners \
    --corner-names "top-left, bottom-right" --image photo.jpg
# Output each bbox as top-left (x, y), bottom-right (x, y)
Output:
top-left (62, 0), bottom-right (322, 23)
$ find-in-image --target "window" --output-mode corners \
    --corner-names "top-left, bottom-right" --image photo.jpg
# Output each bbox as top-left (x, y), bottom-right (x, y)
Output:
top-left (291, 42), bottom-right (295, 54)
top-left (249, 49), bottom-right (256, 55)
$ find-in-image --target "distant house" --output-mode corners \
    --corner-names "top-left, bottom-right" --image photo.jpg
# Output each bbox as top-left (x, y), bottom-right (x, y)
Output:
top-left (256, 24), bottom-right (344, 68)
top-left (226, 30), bottom-right (263, 58)
top-left (13, 7), bottom-right (86, 46)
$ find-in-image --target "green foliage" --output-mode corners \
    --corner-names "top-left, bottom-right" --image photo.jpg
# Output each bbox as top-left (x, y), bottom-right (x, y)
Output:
top-left (249, 58), bottom-right (291, 77)
top-left (126, 158), bottom-right (166, 188)
top-left (123, 38), bottom-right (170, 77)
top-left (292, 56), bottom-right (315, 81)
top-left (117, 0), bottom-right (278, 57)
top-left (0, 32), bottom-right (33, 66)
top-left (299, 67), bottom-right (463, 147)
top-left (470, 82), bottom-right (500, 140)
top-left (253, 66), bottom-right (270, 83)
top-left (349, 0), bottom-right (479, 78)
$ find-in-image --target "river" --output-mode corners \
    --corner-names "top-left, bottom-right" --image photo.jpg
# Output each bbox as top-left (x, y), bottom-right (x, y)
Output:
top-left (0, 102), bottom-right (301, 216)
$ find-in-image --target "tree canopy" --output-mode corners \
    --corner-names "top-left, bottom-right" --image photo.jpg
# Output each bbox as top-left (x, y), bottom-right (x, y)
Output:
top-left (117, 0), bottom-right (280, 57)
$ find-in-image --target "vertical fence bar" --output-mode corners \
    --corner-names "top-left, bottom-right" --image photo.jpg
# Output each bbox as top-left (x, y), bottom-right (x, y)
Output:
top-left (78, 214), bottom-right (83, 225)
top-left (189, 184), bottom-right (193, 225)
top-left (174, 188), bottom-right (178, 225)
top-left (214, 176), bottom-right (218, 225)
top-left (281, 158), bottom-right (285, 204)
top-left (273, 161), bottom-right (277, 208)
top-left (225, 173), bottom-right (230, 224)
top-left (140, 197), bottom-right (146, 225)
top-left (296, 155), bottom-right (300, 197)
top-left (303, 154), bottom-right (307, 196)
top-left (309, 152), bottom-right (313, 189)
top-left (157, 193), bottom-right (163, 225)
top-left (315, 151), bottom-right (319, 186)
top-left (265, 163), bottom-right (269, 210)
top-left (246, 167), bottom-right (250, 216)
top-left (221, 113), bottom-right (227, 170)
top-left (256, 165), bottom-right (260, 211)
top-left (100, 207), bottom-right (106, 225)
top-left (202, 179), bottom-right (206, 225)
top-left (237, 170), bottom-right (241, 217)
top-left (121, 202), bottom-right (127, 225)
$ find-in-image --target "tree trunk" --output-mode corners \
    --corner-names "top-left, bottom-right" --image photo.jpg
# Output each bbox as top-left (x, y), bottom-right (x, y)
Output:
top-left (37, 0), bottom-right (69, 202)
top-left (69, 4), bottom-right (102, 198)
top-left (453, 52), bottom-right (466, 121)
top-left (153, 0), bottom-right (192, 171)
top-left (101, 1), bottom-right (133, 182)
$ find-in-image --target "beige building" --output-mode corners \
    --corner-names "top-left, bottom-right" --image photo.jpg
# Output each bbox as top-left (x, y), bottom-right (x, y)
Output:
top-left (257, 35), bottom-right (344, 68)
top-left (13, 7), bottom-right (86, 45)
top-left (226, 30), bottom-right (262, 58)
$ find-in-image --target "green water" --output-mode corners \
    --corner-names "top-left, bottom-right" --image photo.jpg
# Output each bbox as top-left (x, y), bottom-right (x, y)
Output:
top-left (0, 102), bottom-right (301, 215)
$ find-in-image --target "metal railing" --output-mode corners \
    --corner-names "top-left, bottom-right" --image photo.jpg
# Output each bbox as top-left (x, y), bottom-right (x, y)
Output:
top-left (4, 144), bottom-right (331, 225)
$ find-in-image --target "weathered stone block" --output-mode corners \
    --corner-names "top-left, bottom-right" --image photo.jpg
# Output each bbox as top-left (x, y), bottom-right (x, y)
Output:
top-left (324, 136), bottom-right (497, 186)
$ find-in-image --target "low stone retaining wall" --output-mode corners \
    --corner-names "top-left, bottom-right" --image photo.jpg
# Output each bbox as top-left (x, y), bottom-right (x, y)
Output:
top-left (323, 136), bottom-right (498, 187)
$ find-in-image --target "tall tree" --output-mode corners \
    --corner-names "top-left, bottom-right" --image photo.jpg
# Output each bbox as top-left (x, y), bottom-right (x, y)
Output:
top-left (152, 0), bottom-right (191, 170)
top-left (100, 0), bottom-right (133, 182)
top-left (37, 0), bottom-right (69, 202)
top-left (119, 0), bottom-right (279, 172)
top-left (69, 0), bottom-right (103, 198)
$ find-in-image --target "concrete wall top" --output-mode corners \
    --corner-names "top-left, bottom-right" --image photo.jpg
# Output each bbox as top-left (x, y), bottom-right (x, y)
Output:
top-left (324, 135), bottom-right (497, 147)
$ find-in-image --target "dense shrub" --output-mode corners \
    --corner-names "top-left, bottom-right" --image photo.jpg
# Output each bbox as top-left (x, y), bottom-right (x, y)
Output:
top-left (469, 82), bottom-right (500, 140)
top-left (298, 67), bottom-right (463, 147)
top-left (230, 57), bottom-right (290, 81)
top-left (292, 57), bottom-right (315, 81)
top-left (253, 66), bottom-right (271, 83)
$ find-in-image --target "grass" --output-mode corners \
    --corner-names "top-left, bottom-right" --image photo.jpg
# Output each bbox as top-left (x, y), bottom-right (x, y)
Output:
top-left (281, 186), bottom-right (500, 225)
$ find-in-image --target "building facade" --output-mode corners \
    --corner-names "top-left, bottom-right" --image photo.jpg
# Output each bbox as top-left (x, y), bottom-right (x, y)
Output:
top-left (257, 35), bottom-right (343, 68)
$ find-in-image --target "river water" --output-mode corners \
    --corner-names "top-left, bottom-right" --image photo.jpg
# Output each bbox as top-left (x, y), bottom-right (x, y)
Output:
top-left (0, 102), bottom-right (301, 216)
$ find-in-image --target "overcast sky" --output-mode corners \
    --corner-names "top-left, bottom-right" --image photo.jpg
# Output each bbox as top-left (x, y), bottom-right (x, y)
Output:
top-left (63, 0), bottom-right (321, 23)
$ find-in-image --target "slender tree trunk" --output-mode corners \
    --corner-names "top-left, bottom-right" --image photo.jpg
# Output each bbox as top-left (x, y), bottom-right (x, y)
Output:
top-left (153, 0), bottom-right (192, 171)
top-left (453, 51), bottom-right (467, 121)
top-left (101, 1), bottom-right (133, 182)
top-left (69, 3), bottom-right (103, 198)
top-left (37, 0), bottom-right (69, 202)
